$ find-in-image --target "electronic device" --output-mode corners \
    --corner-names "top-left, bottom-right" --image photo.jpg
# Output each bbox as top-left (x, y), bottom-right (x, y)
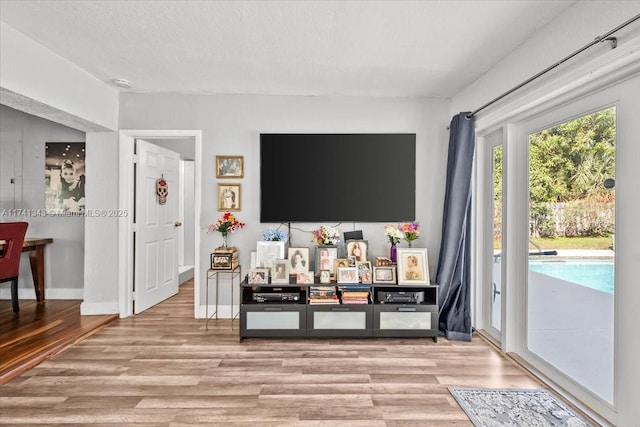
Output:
top-left (260, 134), bottom-right (416, 223)
top-left (253, 292), bottom-right (300, 303)
top-left (377, 290), bottom-right (424, 304)
top-left (343, 230), bottom-right (363, 241)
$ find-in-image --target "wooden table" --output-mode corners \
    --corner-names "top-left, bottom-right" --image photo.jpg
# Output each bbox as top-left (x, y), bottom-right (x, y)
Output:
top-left (22, 238), bottom-right (54, 302)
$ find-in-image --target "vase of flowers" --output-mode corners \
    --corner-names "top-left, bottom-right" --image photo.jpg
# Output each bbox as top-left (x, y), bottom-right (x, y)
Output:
top-left (262, 229), bottom-right (287, 242)
top-left (207, 211), bottom-right (245, 248)
top-left (384, 224), bottom-right (403, 263)
top-left (401, 221), bottom-right (420, 247)
top-left (312, 225), bottom-right (340, 246)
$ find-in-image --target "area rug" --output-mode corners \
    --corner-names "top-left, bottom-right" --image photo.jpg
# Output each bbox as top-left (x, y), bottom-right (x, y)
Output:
top-left (448, 387), bottom-right (595, 427)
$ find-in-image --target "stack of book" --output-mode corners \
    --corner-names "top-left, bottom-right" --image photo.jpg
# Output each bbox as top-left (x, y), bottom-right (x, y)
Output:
top-left (339, 285), bottom-right (371, 305)
top-left (308, 285), bottom-right (339, 305)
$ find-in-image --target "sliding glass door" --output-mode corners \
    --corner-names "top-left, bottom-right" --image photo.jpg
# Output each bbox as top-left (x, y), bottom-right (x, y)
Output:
top-left (477, 129), bottom-right (503, 343)
top-left (526, 107), bottom-right (616, 404)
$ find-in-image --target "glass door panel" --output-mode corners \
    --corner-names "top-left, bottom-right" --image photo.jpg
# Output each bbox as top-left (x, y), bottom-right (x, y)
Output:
top-left (527, 107), bottom-right (615, 403)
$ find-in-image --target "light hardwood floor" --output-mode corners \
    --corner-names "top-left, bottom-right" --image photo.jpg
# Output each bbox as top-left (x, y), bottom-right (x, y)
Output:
top-left (1, 280), bottom-right (545, 426)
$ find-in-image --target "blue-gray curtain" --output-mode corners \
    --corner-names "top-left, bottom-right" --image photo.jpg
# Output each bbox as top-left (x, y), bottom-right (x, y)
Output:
top-left (436, 112), bottom-right (475, 341)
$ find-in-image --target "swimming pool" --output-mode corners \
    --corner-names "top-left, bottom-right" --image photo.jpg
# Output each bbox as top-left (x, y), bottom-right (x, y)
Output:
top-left (528, 259), bottom-right (614, 294)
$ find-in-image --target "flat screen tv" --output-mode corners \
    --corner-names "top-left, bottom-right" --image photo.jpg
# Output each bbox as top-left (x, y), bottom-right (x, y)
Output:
top-left (260, 133), bottom-right (416, 223)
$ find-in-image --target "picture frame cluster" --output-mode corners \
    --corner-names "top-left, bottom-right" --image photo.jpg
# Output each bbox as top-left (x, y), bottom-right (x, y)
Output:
top-left (216, 155), bottom-right (243, 211)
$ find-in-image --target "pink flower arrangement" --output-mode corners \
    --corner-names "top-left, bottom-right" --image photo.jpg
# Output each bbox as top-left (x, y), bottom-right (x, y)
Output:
top-left (400, 221), bottom-right (420, 245)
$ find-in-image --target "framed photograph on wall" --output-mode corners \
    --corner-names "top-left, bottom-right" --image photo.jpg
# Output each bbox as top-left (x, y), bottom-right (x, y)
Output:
top-left (271, 259), bottom-right (290, 284)
top-left (373, 266), bottom-right (396, 284)
top-left (345, 240), bottom-right (368, 263)
top-left (396, 248), bottom-right (430, 284)
top-left (288, 247), bottom-right (309, 274)
top-left (216, 155), bottom-right (244, 178)
top-left (256, 241), bottom-right (285, 274)
top-left (45, 142), bottom-right (86, 214)
top-left (217, 183), bottom-right (241, 211)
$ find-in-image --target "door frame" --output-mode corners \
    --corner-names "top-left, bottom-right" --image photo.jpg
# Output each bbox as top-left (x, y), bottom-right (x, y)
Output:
top-left (473, 127), bottom-right (505, 345)
top-left (118, 129), bottom-right (202, 318)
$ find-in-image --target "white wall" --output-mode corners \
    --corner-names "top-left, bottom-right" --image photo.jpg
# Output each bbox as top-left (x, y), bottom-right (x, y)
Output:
top-left (119, 93), bottom-right (451, 315)
top-left (0, 105), bottom-right (86, 299)
top-left (80, 131), bottom-right (120, 314)
top-left (181, 160), bottom-right (195, 267)
top-left (0, 22), bottom-right (119, 132)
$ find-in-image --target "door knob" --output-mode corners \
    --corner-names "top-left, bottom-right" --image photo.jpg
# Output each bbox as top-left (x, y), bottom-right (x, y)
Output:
top-left (174, 221), bottom-right (182, 227)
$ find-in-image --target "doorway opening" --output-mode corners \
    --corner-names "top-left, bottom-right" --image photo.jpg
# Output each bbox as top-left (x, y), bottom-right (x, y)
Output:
top-left (118, 130), bottom-right (202, 318)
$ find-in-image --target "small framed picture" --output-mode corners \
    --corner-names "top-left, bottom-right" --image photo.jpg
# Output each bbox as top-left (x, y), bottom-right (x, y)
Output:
top-left (217, 183), bottom-right (241, 211)
top-left (271, 259), bottom-right (290, 284)
top-left (256, 241), bottom-right (285, 273)
top-left (397, 248), bottom-right (430, 284)
top-left (337, 267), bottom-right (358, 284)
top-left (345, 240), bottom-right (368, 263)
top-left (216, 155), bottom-right (244, 178)
top-left (288, 247), bottom-right (310, 274)
top-left (319, 270), bottom-right (331, 284)
top-left (373, 266), bottom-right (396, 284)
top-left (315, 246), bottom-right (338, 274)
top-left (333, 258), bottom-right (348, 279)
top-left (296, 271), bottom-right (315, 285)
top-left (248, 268), bottom-right (269, 284)
top-left (355, 261), bottom-right (372, 283)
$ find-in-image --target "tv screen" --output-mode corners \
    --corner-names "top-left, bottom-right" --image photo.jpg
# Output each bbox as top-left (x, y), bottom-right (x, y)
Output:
top-left (260, 133), bottom-right (416, 223)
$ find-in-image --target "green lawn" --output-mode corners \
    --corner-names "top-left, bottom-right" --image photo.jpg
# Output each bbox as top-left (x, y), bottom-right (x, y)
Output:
top-left (495, 236), bottom-right (614, 250)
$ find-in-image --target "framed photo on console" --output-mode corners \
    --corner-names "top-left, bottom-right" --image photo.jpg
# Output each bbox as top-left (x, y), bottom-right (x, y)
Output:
top-left (216, 155), bottom-right (244, 178)
top-left (271, 259), bottom-right (290, 284)
top-left (256, 241), bottom-right (285, 274)
top-left (315, 246), bottom-right (338, 274)
top-left (248, 268), bottom-right (269, 285)
top-left (396, 248), bottom-right (429, 284)
top-left (333, 258), bottom-right (348, 279)
top-left (345, 240), bottom-right (368, 263)
top-left (373, 266), bottom-right (396, 284)
top-left (337, 267), bottom-right (358, 284)
top-left (296, 271), bottom-right (315, 285)
top-left (355, 260), bottom-right (372, 283)
top-left (319, 270), bottom-right (331, 284)
top-left (288, 247), bottom-right (309, 274)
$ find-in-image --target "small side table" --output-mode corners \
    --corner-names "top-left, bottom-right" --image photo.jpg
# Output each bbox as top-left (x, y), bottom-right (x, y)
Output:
top-left (205, 265), bottom-right (242, 331)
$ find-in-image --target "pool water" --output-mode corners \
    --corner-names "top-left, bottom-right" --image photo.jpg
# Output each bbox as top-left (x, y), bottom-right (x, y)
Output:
top-left (528, 260), bottom-right (614, 294)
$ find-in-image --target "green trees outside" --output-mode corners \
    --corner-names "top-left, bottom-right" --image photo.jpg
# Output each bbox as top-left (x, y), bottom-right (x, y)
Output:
top-left (494, 107), bottom-right (616, 245)
top-left (529, 108), bottom-right (616, 204)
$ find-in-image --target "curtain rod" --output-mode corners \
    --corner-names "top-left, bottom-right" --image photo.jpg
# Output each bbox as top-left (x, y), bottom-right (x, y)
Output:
top-left (467, 13), bottom-right (640, 119)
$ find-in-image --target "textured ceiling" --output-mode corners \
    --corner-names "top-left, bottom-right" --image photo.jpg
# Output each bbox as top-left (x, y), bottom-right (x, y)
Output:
top-left (0, 0), bottom-right (576, 98)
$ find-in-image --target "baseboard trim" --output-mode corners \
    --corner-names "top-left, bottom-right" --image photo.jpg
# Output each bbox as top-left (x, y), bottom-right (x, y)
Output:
top-left (80, 301), bottom-right (119, 315)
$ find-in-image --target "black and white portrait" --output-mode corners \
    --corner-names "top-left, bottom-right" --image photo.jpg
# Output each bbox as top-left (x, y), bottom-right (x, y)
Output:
top-left (216, 155), bottom-right (244, 178)
top-left (45, 142), bottom-right (86, 214)
top-left (217, 183), bottom-right (241, 211)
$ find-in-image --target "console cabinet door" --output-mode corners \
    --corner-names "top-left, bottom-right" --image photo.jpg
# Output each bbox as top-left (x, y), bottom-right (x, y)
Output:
top-left (240, 304), bottom-right (307, 339)
top-left (307, 305), bottom-right (373, 337)
top-left (373, 304), bottom-right (438, 340)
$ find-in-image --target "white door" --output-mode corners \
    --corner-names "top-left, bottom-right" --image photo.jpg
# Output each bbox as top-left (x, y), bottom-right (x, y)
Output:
top-left (134, 139), bottom-right (181, 313)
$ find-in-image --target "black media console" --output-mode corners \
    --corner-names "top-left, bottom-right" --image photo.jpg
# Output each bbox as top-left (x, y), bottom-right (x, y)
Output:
top-left (239, 278), bottom-right (439, 342)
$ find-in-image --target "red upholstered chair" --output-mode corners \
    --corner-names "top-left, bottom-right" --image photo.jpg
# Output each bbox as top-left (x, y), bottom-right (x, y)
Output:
top-left (0, 222), bottom-right (29, 313)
